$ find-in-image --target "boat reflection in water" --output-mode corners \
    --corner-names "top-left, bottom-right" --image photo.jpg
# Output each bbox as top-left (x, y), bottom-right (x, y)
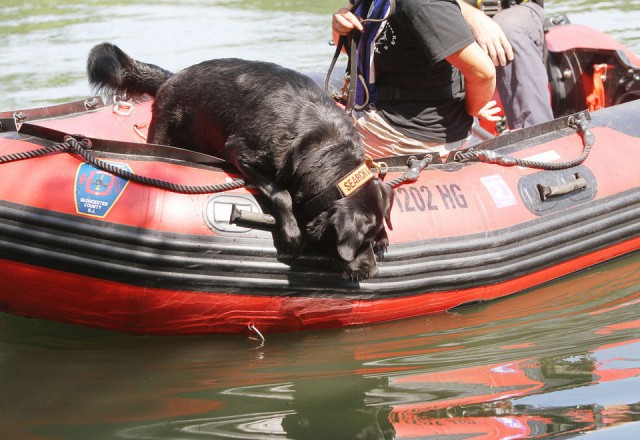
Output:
top-left (111, 255), bottom-right (640, 439)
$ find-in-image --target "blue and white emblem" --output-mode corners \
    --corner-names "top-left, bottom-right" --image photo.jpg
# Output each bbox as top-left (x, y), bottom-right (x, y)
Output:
top-left (74, 162), bottom-right (131, 218)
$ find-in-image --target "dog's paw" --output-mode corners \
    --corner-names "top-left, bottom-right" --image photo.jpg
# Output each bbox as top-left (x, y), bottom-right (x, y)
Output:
top-left (372, 230), bottom-right (389, 259)
top-left (333, 258), bottom-right (376, 281)
top-left (272, 231), bottom-right (302, 257)
top-left (280, 229), bottom-right (304, 256)
top-left (343, 265), bottom-right (379, 282)
top-left (341, 246), bottom-right (379, 281)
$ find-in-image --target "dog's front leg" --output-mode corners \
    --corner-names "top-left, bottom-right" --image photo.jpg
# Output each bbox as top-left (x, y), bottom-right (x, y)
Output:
top-left (265, 187), bottom-right (303, 255)
top-left (236, 165), bottom-right (302, 255)
top-left (226, 135), bottom-right (302, 254)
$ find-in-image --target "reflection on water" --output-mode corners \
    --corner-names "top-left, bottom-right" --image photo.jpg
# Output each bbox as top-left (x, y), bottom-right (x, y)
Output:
top-left (1, 254), bottom-right (639, 438)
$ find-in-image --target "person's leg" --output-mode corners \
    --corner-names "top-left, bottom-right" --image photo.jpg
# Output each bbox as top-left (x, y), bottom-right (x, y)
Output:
top-left (493, 3), bottom-right (553, 128)
top-left (352, 107), bottom-right (453, 158)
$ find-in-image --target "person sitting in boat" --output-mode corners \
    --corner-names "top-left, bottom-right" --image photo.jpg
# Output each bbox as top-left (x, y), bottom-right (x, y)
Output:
top-left (458, 0), bottom-right (554, 129)
top-left (331, 0), bottom-right (500, 158)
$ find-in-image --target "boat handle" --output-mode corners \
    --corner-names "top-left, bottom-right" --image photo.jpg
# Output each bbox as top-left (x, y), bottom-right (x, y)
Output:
top-left (230, 204), bottom-right (276, 227)
top-left (537, 173), bottom-right (587, 201)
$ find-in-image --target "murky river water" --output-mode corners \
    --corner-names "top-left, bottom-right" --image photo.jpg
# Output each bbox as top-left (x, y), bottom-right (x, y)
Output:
top-left (2, 0), bottom-right (640, 110)
top-left (1, 1), bottom-right (640, 438)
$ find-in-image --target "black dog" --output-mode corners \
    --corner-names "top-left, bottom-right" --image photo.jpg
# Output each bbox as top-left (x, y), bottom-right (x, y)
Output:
top-left (87, 43), bottom-right (393, 280)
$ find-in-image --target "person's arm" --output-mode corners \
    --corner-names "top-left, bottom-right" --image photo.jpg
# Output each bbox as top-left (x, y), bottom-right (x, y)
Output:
top-left (457, 1), bottom-right (513, 66)
top-left (446, 42), bottom-right (497, 118)
top-left (332, 3), bottom-right (500, 121)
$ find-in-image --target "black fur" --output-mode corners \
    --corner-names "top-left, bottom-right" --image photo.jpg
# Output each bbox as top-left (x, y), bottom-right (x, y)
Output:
top-left (87, 43), bottom-right (393, 280)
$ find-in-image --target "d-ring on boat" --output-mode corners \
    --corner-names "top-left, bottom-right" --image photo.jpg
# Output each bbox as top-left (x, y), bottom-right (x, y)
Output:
top-left (0, 17), bottom-right (639, 335)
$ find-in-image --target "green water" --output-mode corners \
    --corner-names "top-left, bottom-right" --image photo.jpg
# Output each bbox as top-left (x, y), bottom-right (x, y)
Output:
top-left (1, 0), bottom-right (640, 110)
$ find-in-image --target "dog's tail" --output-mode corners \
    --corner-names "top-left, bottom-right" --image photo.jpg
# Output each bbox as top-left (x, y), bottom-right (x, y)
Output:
top-left (87, 43), bottom-right (173, 98)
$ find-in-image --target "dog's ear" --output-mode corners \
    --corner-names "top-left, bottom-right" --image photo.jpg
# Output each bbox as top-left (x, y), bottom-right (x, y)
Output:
top-left (307, 200), bottom-right (381, 262)
top-left (306, 207), bottom-right (360, 260)
top-left (336, 223), bottom-right (365, 262)
top-left (306, 207), bottom-right (362, 261)
top-left (333, 207), bottom-right (373, 262)
top-left (376, 180), bottom-right (395, 230)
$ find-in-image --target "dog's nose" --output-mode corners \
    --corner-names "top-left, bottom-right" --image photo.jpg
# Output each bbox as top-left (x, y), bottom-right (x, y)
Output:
top-left (344, 264), bottom-right (378, 281)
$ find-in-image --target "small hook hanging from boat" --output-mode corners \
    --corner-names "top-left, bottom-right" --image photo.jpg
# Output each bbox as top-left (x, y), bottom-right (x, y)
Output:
top-left (247, 322), bottom-right (265, 348)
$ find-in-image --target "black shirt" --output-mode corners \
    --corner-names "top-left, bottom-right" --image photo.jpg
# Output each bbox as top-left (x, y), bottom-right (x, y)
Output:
top-left (373, 0), bottom-right (476, 142)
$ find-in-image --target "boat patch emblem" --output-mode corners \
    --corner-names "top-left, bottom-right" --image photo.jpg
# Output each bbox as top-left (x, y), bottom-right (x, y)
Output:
top-left (74, 162), bottom-right (131, 218)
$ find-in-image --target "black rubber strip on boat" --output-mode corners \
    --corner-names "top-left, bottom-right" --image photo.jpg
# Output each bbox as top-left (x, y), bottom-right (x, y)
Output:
top-left (1, 188), bottom-right (640, 299)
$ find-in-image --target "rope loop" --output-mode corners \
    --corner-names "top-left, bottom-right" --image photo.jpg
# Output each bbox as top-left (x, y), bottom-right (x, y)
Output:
top-left (473, 112), bottom-right (595, 170)
top-left (387, 154), bottom-right (434, 188)
top-left (0, 135), bottom-right (246, 195)
top-left (385, 110), bottom-right (595, 190)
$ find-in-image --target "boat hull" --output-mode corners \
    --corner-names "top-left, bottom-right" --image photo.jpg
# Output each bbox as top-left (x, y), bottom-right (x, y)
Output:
top-left (2, 19), bottom-right (640, 334)
top-left (2, 96), bottom-right (640, 334)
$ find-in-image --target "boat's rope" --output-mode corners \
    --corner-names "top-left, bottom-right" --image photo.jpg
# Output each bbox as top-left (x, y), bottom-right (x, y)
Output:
top-left (383, 112), bottom-right (595, 188)
top-left (1, 136), bottom-right (246, 194)
top-left (0, 143), bottom-right (70, 163)
top-left (1, 111), bottom-right (593, 194)
top-left (462, 112), bottom-right (595, 170)
top-left (386, 154), bottom-right (434, 188)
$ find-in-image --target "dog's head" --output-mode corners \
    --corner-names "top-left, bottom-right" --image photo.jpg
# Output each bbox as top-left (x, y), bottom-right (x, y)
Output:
top-left (306, 178), bottom-right (394, 281)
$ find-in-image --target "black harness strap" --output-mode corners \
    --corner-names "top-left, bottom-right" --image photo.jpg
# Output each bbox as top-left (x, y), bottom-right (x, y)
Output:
top-left (325, 0), bottom-right (396, 113)
top-left (302, 184), bottom-right (346, 221)
top-left (301, 160), bottom-right (381, 221)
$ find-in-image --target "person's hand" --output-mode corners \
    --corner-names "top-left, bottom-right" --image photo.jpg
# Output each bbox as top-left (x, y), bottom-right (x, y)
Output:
top-left (332, 8), bottom-right (363, 36)
top-left (476, 100), bottom-right (503, 122)
top-left (459, 4), bottom-right (514, 66)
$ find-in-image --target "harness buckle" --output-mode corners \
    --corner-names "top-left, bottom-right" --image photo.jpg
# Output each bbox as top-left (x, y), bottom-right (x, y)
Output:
top-left (365, 154), bottom-right (388, 176)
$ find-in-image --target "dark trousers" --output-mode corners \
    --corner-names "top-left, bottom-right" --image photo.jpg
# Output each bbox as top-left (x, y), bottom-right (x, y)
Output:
top-left (493, 3), bottom-right (554, 128)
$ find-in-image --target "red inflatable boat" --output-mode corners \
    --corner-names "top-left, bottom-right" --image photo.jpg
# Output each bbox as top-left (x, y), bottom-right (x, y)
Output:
top-left (1, 17), bottom-right (639, 335)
